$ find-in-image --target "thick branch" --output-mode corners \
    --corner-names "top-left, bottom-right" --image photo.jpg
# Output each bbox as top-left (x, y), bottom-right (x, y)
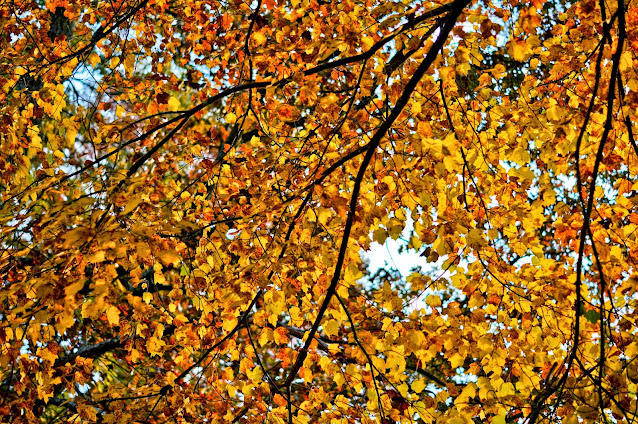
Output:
top-left (54, 337), bottom-right (124, 368)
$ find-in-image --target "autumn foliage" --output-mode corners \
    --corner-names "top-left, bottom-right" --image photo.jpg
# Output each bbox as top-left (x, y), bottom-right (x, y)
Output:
top-left (2, 0), bottom-right (638, 422)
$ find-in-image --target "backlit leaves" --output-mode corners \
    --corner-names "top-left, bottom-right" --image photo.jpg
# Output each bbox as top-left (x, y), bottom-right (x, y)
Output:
top-left (2, 0), bottom-right (638, 423)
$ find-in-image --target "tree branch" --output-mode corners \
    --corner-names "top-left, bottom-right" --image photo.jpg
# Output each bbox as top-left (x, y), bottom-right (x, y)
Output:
top-left (283, 0), bottom-right (470, 390)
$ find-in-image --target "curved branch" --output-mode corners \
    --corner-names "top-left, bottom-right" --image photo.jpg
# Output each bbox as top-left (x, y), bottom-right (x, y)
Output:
top-left (283, 0), bottom-right (470, 390)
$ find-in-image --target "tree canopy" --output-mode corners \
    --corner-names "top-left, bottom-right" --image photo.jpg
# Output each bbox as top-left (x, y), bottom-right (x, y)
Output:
top-left (2, 0), bottom-right (638, 422)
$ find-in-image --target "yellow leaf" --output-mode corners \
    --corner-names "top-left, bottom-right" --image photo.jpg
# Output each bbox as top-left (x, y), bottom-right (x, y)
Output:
top-left (247, 365), bottom-right (263, 382)
top-left (65, 127), bottom-right (77, 145)
top-left (253, 32), bottom-right (267, 46)
top-left (56, 311), bottom-right (75, 334)
top-left (106, 305), bottom-right (120, 326)
top-left (146, 336), bottom-right (165, 356)
top-left (124, 53), bottom-right (135, 76)
top-left (426, 295), bottom-right (441, 308)
top-left (173, 314), bottom-right (188, 326)
top-left (63, 227), bottom-right (90, 247)
top-left (121, 197), bottom-right (142, 215)
top-left (449, 352), bottom-right (464, 368)
top-left (362, 36), bottom-right (374, 49)
top-left (157, 249), bottom-right (181, 267)
top-left (511, 147), bottom-right (530, 165)
top-left (620, 51), bottom-right (633, 72)
top-left (273, 327), bottom-right (288, 345)
top-left (324, 93), bottom-right (339, 104)
top-left (387, 222), bottom-right (403, 240)
top-left (317, 208), bottom-right (332, 225)
top-left (88, 52), bottom-right (101, 67)
top-left (498, 382), bottom-right (515, 396)
top-left (411, 379), bottom-right (427, 393)
top-left (222, 316), bottom-right (238, 331)
top-left (82, 297), bottom-right (104, 319)
top-left (136, 242), bottom-right (151, 259)
top-left (300, 366), bottom-right (313, 384)
top-left (372, 228), bottom-right (388, 244)
top-left (492, 415), bottom-right (506, 424)
top-left (86, 250), bottom-right (106, 263)
top-left (259, 328), bottom-right (273, 346)
top-left (168, 96), bottom-right (180, 111)
top-left (77, 403), bottom-right (98, 422)
top-left (414, 401), bottom-right (432, 423)
top-left (563, 415), bottom-right (579, 424)
top-left (507, 38), bottom-right (530, 62)
top-left (466, 228), bottom-right (486, 250)
top-left (324, 319), bottom-right (339, 337)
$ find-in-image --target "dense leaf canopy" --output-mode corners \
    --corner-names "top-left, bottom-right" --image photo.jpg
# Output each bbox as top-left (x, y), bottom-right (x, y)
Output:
top-left (2, 0), bottom-right (638, 423)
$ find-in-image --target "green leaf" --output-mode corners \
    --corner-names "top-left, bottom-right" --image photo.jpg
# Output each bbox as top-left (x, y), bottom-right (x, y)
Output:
top-left (584, 310), bottom-right (600, 324)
